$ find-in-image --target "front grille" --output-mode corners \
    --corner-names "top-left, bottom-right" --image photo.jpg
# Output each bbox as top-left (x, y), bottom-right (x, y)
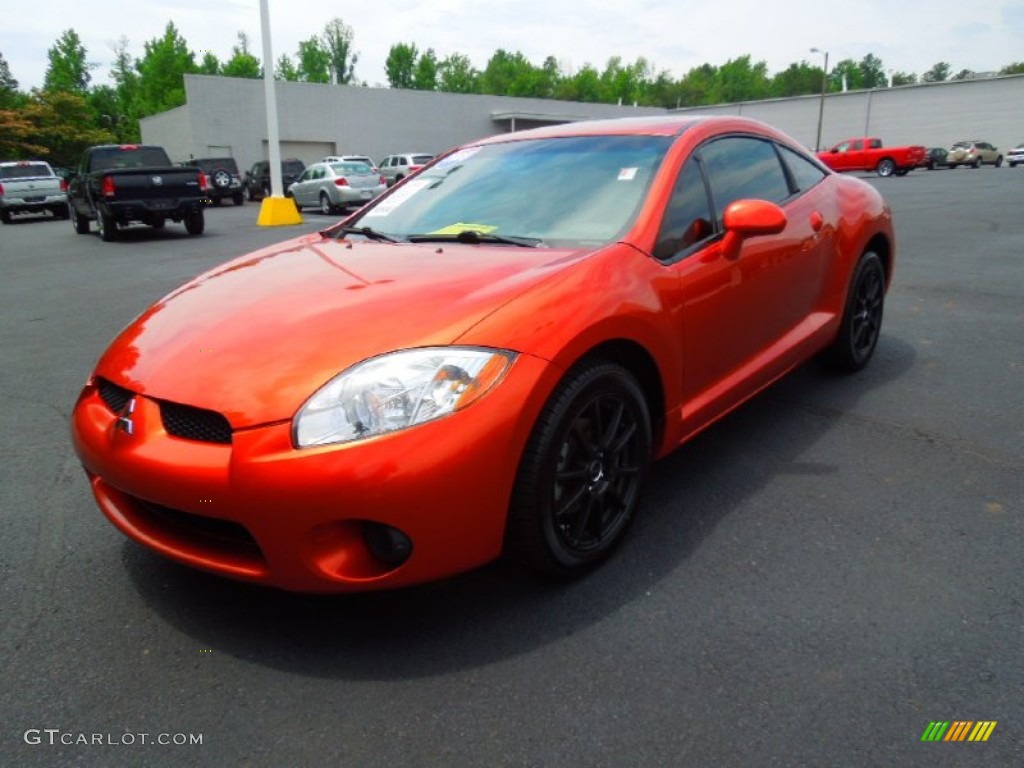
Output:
top-left (97, 377), bottom-right (133, 413)
top-left (159, 401), bottom-right (233, 444)
top-left (96, 377), bottom-right (233, 445)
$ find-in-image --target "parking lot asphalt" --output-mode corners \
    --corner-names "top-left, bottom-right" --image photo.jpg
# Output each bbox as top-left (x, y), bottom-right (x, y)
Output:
top-left (1, 172), bottom-right (1022, 767)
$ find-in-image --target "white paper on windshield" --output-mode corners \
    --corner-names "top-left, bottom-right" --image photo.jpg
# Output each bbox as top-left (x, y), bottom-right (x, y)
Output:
top-left (433, 147), bottom-right (482, 172)
top-left (363, 178), bottom-right (431, 217)
top-left (618, 167), bottom-right (638, 181)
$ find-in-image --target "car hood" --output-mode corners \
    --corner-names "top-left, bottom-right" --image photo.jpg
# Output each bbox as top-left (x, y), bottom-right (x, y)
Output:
top-left (95, 234), bottom-right (591, 427)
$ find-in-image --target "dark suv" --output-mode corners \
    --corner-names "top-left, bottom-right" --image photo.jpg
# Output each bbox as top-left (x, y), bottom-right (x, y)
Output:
top-left (185, 157), bottom-right (245, 206)
top-left (244, 159), bottom-right (306, 201)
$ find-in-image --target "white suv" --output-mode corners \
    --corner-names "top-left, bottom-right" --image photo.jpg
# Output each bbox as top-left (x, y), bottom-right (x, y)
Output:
top-left (378, 153), bottom-right (435, 186)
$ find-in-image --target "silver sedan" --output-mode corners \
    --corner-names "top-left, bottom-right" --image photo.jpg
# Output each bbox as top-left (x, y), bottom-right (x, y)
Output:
top-left (288, 161), bottom-right (387, 214)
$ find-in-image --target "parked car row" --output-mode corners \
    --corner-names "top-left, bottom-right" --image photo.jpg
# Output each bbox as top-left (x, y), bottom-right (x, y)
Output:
top-left (921, 140), bottom-right (1022, 169)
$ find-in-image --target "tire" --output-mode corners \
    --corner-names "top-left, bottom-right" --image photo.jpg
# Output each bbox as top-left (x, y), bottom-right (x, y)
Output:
top-left (994, 156), bottom-right (1003, 168)
top-left (232, 192), bottom-right (244, 206)
top-left (875, 158), bottom-right (896, 177)
top-left (247, 186), bottom-right (256, 202)
top-left (150, 217), bottom-right (166, 229)
top-left (1010, 161), bottom-right (1018, 168)
top-left (184, 209), bottom-right (205, 236)
top-left (97, 210), bottom-right (117, 241)
top-left (53, 203), bottom-right (70, 219)
top-left (926, 160), bottom-right (935, 170)
top-left (820, 251), bottom-right (885, 372)
top-left (971, 158), bottom-right (980, 168)
top-left (0, 210), bottom-right (10, 224)
top-left (319, 193), bottom-right (334, 215)
top-left (72, 209), bottom-right (89, 234)
top-left (505, 361), bottom-right (652, 576)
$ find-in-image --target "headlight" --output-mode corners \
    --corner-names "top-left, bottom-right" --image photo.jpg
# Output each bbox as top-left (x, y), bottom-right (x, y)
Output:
top-left (294, 347), bottom-right (516, 447)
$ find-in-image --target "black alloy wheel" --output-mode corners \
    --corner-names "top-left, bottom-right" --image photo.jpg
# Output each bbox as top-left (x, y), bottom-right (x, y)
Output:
top-left (506, 361), bottom-right (652, 575)
top-left (820, 251), bottom-right (885, 372)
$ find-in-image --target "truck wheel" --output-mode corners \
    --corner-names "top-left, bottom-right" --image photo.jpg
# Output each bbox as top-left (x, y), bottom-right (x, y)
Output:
top-left (184, 209), bottom-right (205, 236)
top-left (0, 210), bottom-right (10, 225)
top-left (875, 159), bottom-right (896, 177)
top-left (319, 193), bottom-right (335, 215)
top-left (72, 210), bottom-right (90, 234)
top-left (97, 210), bottom-right (118, 241)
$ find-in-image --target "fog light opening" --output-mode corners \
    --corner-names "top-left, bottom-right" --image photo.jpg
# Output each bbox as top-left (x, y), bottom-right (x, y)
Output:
top-left (363, 522), bottom-right (413, 567)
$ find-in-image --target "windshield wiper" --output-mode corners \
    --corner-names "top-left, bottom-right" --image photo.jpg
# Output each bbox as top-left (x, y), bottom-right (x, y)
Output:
top-left (406, 230), bottom-right (544, 248)
top-left (329, 225), bottom-right (402, 243)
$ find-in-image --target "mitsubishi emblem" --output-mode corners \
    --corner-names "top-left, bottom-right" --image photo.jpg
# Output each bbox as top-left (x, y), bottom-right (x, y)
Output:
top-left (114, 398), bottom-right (137, 436)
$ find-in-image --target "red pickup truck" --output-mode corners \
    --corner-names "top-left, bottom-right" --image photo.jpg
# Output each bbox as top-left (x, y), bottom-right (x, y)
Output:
top-left (817, 137), bottom-right (926, 177)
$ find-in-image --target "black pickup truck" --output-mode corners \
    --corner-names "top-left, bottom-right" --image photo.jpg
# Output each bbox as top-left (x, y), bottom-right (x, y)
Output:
top-left (68, 144), bottom-right (206, 241)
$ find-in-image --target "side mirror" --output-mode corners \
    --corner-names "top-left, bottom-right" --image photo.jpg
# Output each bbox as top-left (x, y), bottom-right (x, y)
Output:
top-left (723, 199), bottom-right (787, 237)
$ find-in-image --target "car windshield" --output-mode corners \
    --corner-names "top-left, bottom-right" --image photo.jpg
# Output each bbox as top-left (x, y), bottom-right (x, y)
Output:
top-left (411, 155), bottom-right (434, 164)
top-left (283, 161), bottom-right (305, 174)
top-left (332, 162), bottom-right (372, 176)
top-left (0, 163), bottom-right (52, 180)
top-left (350, 135), bottom-right (671, 247)
top-left (951, 142), bottom-right (973, 149)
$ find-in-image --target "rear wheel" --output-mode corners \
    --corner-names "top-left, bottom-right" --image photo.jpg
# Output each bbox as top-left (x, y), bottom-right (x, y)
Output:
top-left (184, 209), bottom-right (205, 235)
top-left (233, 192), bottom-right (244, 206)
top-left (505, 361), bottom-right (651, 576)
top-left (876, 158), bottom-right (896, 177)
top-left (319, 193), bottom-right (334, 215)
top-left (820, 251), bottom-right (885, 372)
top-left (0, 210), bottom-right (10, 224)
top-left (97, 210), bottom-right (117, 241)
top-left (971, 158), bottom-right (980, 168)
top-left (994, 156), bottom-right (1003, 168)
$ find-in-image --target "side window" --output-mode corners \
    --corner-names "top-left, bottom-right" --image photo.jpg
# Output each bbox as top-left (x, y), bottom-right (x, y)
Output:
top-left (778, 145), bottom-right (827, 192)
top-left (868, 139), bottom-right (882, 149)
top-left (834, 142), bottom-right (850, 153)
top-left (699, 136), bottom-right (791, 225)
top-left (399, 157), bottom-right (408, 167)
top-left (653, 157), bottom-right (713, 261)
top-left (852, 140), bottom-right (864, 150)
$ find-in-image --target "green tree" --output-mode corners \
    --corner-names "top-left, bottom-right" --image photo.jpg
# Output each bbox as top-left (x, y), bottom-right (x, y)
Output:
top-left (646, 69), bottom-right (684, 108)
top-left (322, 18), bottom-right (358, 84)
top-left (135, 22), bottom-right (197, 113)
top-left (437, 53), bottom-right (478, 93)
top-left (556, 64), bottom-right (603, 102)
top-left (600, 56), bottom-right (652, 105)
top-left (386, 43), bottom-right (418, 89)
top-left (858, 53), bottom-right (886, 88)
top-left (771, 61), bottom-right (822, 97)
top-left (479, 49), bottom-right (533, 95)
top-left (0, 50), bottom-right (21, 109)
top-left (890, 71), bottom-right (917, 86)
top-left (222, 32), bottom-right (261, 78)
top-left (716, 55), bottom-right (770, 102)
top-left (43, 29), bottom-right (92, 93)
top-left (108, 37), bottom-right (141, 136)
top-left (275, 54), bottom-right (299, 81)
top-left (829, 58), bottom-right (862, 91)
top-left (198, 52), bottom-right (220, 75)
top-left (999, 62), bottom-right (1024, 75)
top-left (413, 49), bottom-right (438, 91)
top-left (296, 37), bottom-right (330, 83)
top-left (951, 69), bottom-right (975, 81)
top-left (0, 109), bottom-right (48, 157)
top-left (677, 63), bottom-right (719, 106)
top-left (921, 62), bottom-right (950, 82)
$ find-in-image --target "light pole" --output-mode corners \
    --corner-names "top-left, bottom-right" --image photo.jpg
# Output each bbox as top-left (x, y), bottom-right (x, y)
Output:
top-left (811, 47), bottom-right (829, 152)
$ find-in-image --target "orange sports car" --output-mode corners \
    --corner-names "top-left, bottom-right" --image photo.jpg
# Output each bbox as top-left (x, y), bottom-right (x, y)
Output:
top-left (71, 115), bottom-right (894, 593)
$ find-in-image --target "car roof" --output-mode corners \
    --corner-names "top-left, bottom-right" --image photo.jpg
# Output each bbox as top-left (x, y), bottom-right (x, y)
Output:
top-left (471, 115), bottom-right (772, 146)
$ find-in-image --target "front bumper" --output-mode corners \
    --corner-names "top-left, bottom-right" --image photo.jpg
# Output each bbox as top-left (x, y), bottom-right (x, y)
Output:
top-left (71, 353), bottom-right (555, 592)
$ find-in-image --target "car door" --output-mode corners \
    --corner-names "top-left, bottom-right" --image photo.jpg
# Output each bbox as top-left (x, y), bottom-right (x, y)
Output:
top-left (659, 136), bottom-right (834, 434)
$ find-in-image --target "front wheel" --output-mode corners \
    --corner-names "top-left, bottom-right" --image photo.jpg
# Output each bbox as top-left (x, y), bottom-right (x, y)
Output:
top-left (505, 361), bottom-right (652, 576)
top-left (994, 156), bottom-right (1003, 168)
top-left (820, 251), bottom-right (885, 372)
top-left (184, 209), bottom-right (204, 235)
top-left (876, 159), bottom-right (896, 177)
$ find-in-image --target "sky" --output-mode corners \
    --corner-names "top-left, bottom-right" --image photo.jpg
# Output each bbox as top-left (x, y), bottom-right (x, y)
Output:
top-left (4, 0), bottom-right (1024, 92)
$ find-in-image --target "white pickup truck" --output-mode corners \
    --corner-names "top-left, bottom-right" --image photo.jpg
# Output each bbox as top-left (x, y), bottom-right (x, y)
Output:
top-left (0, 160), bottom-right (69, 224)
